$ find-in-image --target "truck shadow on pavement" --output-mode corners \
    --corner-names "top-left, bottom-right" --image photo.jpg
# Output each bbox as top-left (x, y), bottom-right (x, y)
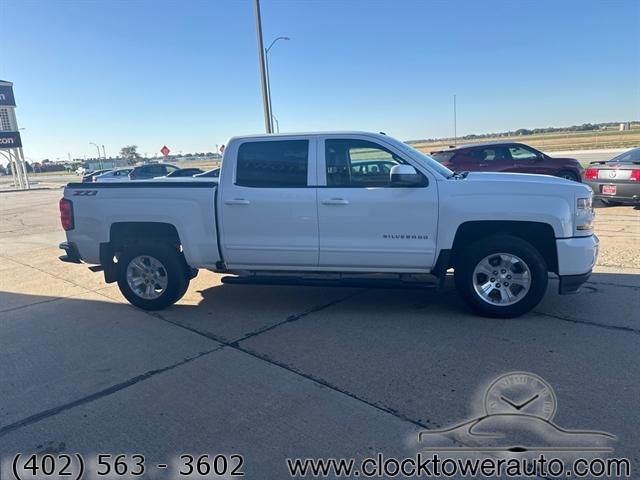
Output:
top-left (149, 270), bottom-right (640, 345)
top-left (1, 270), bottom-right (638, 345)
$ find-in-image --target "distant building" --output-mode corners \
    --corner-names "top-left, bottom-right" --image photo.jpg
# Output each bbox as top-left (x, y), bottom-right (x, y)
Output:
top-left (619, 122), bottom-right (631, 131)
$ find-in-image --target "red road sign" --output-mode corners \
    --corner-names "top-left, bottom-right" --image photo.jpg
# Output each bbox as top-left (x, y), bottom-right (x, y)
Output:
top-left (160, 145), bottom-right (170, 156)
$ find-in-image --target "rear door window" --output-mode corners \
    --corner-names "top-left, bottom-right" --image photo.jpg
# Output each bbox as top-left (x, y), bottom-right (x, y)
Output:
top-left (236, 140), bottom-right (309, 187)
top-left (145, 165), bottom-right (164, 176)
top-left (470, 147), bottom-right (510, 162)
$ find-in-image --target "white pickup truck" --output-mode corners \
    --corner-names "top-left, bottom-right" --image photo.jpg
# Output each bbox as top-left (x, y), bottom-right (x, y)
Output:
top-left (59, 132), bottom-right (598, 317)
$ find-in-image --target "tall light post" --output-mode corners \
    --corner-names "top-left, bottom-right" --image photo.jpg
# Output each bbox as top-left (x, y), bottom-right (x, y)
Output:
top-left (453, 94), bottom-right (457, 146)
top-left (101, 144), bottom-right (106, 159)
top-left (265, 36), bottom-right (289, 134)
top-left (253, 0), bottom-right (272, 133)
top-left (89, 142), bottom-right (102, 169)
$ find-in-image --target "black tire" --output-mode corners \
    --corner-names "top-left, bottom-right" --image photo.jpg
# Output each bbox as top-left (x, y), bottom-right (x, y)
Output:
top-left (557, 170), bottom-right (579, 182)
top-left (117, 242), bottom-right (189, 310)
top-left (454, 235), bottom-right (548, 318)
top-left (600, 198), bottom-right (622, 207)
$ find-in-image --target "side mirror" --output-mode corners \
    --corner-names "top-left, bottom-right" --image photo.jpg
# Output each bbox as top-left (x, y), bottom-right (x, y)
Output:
top-left (390, 165), bottom-right (425, 186)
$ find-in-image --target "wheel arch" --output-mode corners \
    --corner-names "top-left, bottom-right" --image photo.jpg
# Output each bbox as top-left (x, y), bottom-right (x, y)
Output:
top-left (100, 222), bottom-right (183, 283)
top-left (450, 221), bottom-right (558, 274)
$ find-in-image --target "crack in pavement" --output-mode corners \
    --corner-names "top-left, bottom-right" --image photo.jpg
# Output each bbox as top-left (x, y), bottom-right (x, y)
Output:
top-left (533, 310), bottom-right (640, 335)
top-left (142, 289), bottom-right (364, 347)
top-left (0, 347), bottom-right (222, 438)
top-left (228, 289), bottom-right (365, 346)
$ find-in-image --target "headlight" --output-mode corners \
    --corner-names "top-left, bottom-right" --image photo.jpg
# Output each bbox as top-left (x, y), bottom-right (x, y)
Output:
top-left (576, 196), bottom-right (594, 231)
top-left (577, 197), bottom-right (592, 210)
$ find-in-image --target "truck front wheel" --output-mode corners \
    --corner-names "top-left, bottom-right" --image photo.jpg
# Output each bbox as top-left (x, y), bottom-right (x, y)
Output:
top-left (454, 235), bottom-right (548, 318)
top-left (117, 242), bottom-right (189, 310)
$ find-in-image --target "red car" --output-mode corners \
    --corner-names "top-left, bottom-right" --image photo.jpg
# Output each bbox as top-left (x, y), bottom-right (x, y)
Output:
top-left (431, 142), bottom-right (584, 182)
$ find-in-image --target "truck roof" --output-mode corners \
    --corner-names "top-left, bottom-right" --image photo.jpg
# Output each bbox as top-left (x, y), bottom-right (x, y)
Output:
top-left (228, 131), bottom-right (389, 142)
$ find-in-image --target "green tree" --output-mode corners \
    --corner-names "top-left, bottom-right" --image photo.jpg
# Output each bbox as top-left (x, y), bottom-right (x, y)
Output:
top-left (120, 145), bottom-right (141, 165)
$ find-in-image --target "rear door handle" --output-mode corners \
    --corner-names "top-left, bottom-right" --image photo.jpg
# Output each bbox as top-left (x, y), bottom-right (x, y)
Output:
top-left (225, 198), bottom-right (250, 205)
top-left (321, 198), bottom-right (349, 205)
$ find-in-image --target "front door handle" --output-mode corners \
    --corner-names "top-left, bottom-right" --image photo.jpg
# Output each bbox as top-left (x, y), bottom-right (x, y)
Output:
top-left (321, 198), bottom-right (349, 205)
top-left (225, 198), bottom-right (250, 205)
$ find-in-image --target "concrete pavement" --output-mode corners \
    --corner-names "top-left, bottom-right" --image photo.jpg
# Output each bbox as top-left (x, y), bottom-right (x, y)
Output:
top-left (1, 189), bottom-right (639, 478)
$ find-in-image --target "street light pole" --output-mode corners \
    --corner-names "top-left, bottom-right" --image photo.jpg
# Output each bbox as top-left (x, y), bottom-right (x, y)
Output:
top-left (253, 0), bottom-right (272, 133)
top-left (90, 142), bottom-right (102, 169)
top-left (453, 94), bottom-right (457, 146)
top-left (265, 36), bottom-right (289, 134)
top-left (101, 145), bottom-right (106, 159)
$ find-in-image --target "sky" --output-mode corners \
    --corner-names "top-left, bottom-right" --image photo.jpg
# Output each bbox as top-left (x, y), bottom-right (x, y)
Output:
top-left (1, 0), bottom-right (639, 161)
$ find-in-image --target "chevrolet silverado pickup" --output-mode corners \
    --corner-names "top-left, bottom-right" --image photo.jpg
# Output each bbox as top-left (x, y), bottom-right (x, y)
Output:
top-left (59, 132), bottom-right (598, 318)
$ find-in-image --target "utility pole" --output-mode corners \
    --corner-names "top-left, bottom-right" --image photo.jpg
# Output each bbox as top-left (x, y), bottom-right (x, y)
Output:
top-left (453, 94), bottom-right (457, 146)
top-left (90, 142), bottom-right (102, 169)
top-left (265, 36), bottom-right (289, 134)
top-left (253, 0), bottom-right (272, 133)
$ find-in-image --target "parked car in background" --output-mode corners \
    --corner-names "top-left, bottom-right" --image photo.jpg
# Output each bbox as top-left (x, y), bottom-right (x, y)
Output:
top-left (128, 164), bottom-right (179, 180)
top-left (94, 168), bottom-right (133, 182)
top-left (82, 169), bottom-right (111, 183)
top-left (583, 147), bottom-right (640, 206)
top-left (163, 167), bottom-right (204, 178)
top-left (194, 167), bottom-right (220, 178)
top-left (431, 142), bottom-right (584, 181)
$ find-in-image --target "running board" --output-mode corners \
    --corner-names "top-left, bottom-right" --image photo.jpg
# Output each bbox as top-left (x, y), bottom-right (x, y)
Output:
top-left (220, 275), bottom-right (438, 290)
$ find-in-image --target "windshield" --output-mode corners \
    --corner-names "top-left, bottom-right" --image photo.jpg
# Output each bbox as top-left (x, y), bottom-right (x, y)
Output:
top-left (387, 139), bottom-right (454, 178)
top-left (608, 148), bottom-right (640, 164)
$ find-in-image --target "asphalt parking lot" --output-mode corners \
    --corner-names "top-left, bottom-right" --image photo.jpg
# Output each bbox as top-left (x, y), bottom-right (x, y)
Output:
top-left (1, 188), bottom-right (639, 478)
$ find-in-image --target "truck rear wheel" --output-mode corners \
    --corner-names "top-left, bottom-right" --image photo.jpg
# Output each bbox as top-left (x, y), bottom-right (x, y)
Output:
top-left (117, 242), bottom-right (189, 310)
top-left (454, 235), bottom-right (548, 318)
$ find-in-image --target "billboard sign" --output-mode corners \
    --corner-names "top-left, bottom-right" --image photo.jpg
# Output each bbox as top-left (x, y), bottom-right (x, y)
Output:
top-left (0, 131), bottom-right (22, 149)
top-left (0, 85), bottom-right (16, 107)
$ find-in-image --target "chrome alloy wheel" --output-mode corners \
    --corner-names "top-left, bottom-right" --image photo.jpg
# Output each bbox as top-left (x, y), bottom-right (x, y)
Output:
top-left (472, 253), bottom-right (531, 306)
top-left (126, 255), bottom-right (169, 300)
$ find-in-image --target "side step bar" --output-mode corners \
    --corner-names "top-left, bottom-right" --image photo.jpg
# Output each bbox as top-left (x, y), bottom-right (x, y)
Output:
top-left (221, 275), bottom-right (438, 290)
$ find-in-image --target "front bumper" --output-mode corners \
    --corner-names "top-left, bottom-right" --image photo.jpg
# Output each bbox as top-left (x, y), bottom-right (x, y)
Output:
top-left (559, 270), bottom-right (592, 294)
top-left (556, 234), bottom-right (598, 294)
top-left (584, 180), bottom-right (640, 204)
